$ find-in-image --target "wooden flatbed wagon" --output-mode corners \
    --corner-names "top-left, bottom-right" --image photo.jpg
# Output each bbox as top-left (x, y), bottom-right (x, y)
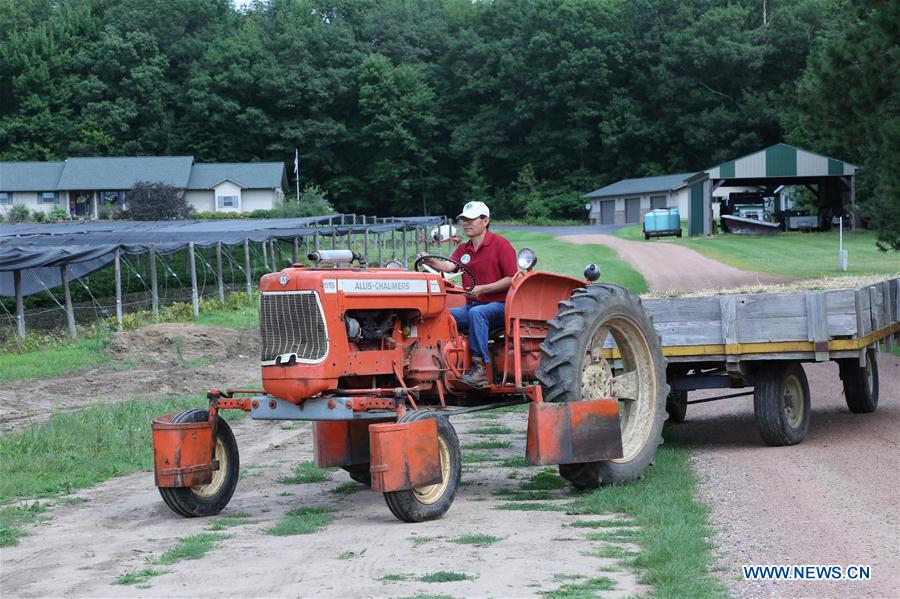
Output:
top-left (638, 278), bottom-right (899, 444)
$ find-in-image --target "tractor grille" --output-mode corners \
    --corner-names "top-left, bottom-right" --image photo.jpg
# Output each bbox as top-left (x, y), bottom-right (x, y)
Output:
top-left (259, 291), bottom-right (328, 364)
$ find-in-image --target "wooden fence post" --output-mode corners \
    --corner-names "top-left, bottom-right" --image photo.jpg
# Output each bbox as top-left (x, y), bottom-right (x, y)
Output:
top-left (114, 248), bottom-right (124, 331)
top-left (60, 264), bottom-right (77, 339)
top-left (188, 242), bottom-right (199, 318)
top-left (150, 244), bottom-right (159, 320)
top-left (14, 270), bottom-right (25, 338)
top-left (216, 241), bottom-right (225, 303)
top-left (244, 239), bottom-right (252, 298)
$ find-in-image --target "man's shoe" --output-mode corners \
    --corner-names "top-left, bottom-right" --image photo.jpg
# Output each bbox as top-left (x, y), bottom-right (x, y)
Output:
top-left (459, 357), bottom-right (488, 388)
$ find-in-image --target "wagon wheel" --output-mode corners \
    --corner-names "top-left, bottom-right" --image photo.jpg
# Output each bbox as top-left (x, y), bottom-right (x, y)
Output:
top-left (383, 411), bottom-right (461, 522)
top-left (537, 284), bottom-right (667, 489)
top-left (838, 348), bottom-right (879, 413)
top-left (753, 361), bottom-right (810, 446)
top-left (158, 409), bottom-right (240, 517)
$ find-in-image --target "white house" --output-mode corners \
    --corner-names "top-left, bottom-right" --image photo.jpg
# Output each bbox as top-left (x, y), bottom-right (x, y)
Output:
top-left (584, 173), bottom-right (694, 225)
top-left (0, 156), bottom-right (287, 219)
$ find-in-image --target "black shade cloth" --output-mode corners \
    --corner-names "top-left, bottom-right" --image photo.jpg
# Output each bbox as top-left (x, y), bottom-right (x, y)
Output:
top-left (0, 215), bottom-right (444, 297)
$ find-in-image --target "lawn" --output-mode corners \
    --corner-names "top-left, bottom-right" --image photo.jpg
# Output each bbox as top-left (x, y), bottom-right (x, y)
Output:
top-left (501, 230), bottom-right (648, 293)
top-left (616, 225), bottom-right (898, 278)
top-left (0, 333), bottom-right (112, 384)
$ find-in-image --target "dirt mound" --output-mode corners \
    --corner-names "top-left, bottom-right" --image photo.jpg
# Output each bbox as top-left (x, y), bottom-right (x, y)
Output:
top-left (107, 323), bottom-right (259, 362)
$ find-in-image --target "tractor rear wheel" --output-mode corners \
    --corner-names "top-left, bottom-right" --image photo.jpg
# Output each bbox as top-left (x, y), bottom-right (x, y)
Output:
top-left (383, 411), bottom-right (461, 523)
top-left (537, 284), bottom-right (667, 489)
top-left (158, 409), bottom-right (239, 517)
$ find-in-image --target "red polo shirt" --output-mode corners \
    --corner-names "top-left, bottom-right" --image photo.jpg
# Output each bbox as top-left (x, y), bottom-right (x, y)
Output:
top-left (449, 230), bottom-right (517, 302)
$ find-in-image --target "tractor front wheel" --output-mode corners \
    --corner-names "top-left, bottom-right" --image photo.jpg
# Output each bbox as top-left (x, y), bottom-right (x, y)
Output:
top-left (538, 284), bottom-right (667, 489)
top-left (159, 409), bottom-right (239, 517)
top-left (384, 412), bottom-right (461, 523)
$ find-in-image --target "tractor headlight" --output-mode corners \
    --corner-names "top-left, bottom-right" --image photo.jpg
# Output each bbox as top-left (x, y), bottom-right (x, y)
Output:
top-left (517, 248), bottom-right (537, 271)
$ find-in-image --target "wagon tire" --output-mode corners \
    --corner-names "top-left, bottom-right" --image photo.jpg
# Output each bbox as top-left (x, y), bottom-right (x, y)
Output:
top-left (753, 361), bottom-right (810, 446)
top-left (383, 411), bottom-right (461, 523)
top-left (666, 390), bottom-right (688, 424)
top-left (537, 283), bottom-right (667, 487)
top-left (158, 409), bottom-right (239, 517)
top-left (838, 348), bottom-right (878, 413)
top-left (342, 464), bottom-right (372, 487)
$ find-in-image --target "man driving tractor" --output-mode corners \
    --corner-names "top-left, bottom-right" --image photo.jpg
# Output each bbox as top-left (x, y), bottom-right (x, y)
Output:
top-left (421, 201), bottom-right (517, 387)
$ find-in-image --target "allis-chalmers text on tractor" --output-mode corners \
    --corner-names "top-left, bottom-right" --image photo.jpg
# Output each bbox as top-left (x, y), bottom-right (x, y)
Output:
top-left (152, 247), bottom-right (667, 522)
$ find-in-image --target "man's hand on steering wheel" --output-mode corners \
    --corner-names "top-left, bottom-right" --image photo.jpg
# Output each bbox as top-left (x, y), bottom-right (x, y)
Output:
top-left (413, 254), bottom-right (476, 293)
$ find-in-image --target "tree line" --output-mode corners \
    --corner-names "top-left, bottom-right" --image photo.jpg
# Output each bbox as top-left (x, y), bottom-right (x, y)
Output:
top-left (0, 0), bottom-right (896, 247)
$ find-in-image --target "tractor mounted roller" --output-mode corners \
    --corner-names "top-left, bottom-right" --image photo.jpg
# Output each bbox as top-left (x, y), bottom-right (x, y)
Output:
top-left (152, 247), bottom-right (667, 522)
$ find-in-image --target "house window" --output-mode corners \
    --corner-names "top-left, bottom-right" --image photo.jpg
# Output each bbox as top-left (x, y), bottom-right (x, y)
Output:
top-left (650, 196), bottom-right (667, 209)
top-left (0, 192), bottom-right (10, 205)
top-left (40, 192), bottom-right (58, 204)
top-left (217, 195), bottom-right (239, 209)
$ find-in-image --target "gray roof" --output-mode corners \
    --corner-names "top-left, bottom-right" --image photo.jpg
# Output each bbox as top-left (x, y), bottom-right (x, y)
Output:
top-left (56, 156), bottom-right (194, 190)
top-left (583, 172), bottom-right (695, 199)
top-left (187, 163), bottom-right (285, 190)
top-left (0, 162), bottom-right (65, 191)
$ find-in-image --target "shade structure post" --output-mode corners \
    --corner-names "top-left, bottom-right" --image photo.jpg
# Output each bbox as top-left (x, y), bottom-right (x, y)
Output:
top-left (364, 228), bottom-right (370, 264)
top-left (243, 239), bottom-right (252, 299)
top-left (424, 222), bottom-right (430, 253)
top-left (340, 214), bottom-right (345, 225)
top-left (114, 248), bottom-right (124, 331)
top-left (293, 236), bottom-right (299, 264)
top-left (402, 229), bottom-right (408, 267)
top-left (150, 244), bottom-right (159, 320)
top-left (60, 264), bottom-right (77, 339)
top-left (14, 270), bottom-right (25, 338)
top-left (391, 227), bottom-right (396, 260)
top-left (188, 242), bottom-right (199, 318)
top-left (414, 225), bottom-right (420, 256)
top-left (346, 226), bottom-right (353, 250)
top-left (216, 241), bottom-right (225, 303)
top-left (270, 238), bottom-right (277, 272)
top-left (331, 229), bottom-right (336, 250)
top-left (261, 238), bottom-right (269, 272)
top-left (378, 232), bottom-right (383, 266)
top-left (314, 230), bottom-right (320, 251)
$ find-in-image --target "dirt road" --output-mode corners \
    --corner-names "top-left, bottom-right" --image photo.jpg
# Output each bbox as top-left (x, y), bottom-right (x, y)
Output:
top-left (1, 325), bottom-right (647, 598)
top-left (557, 234), bottom-right (791, 291)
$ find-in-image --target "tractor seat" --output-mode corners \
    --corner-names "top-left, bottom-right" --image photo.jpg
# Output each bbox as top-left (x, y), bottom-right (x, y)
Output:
top-left (488, 327), bottom-right (505, 340)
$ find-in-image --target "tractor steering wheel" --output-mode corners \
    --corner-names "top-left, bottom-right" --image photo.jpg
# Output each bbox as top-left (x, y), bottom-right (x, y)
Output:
top-left (414, 255), bottom-right (476, 293)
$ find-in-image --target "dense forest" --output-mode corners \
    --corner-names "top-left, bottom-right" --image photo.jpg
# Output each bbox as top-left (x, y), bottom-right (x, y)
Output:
top-left (0, 0), bottom-right (897, 244)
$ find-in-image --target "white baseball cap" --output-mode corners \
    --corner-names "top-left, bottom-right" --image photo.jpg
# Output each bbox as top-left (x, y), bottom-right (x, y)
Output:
top-left (457, 200), bottom-right (490, 220)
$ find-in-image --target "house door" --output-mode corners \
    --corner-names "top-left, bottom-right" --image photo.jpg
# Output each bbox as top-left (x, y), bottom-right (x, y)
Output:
top-left (72, 194), bottom-right (92, 217)
top-left (625, 198), bottom-right (640, 223)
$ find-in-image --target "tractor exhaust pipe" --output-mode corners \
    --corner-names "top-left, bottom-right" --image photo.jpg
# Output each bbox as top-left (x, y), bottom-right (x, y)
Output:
top-left (307, 249), bottom-right (365, 265)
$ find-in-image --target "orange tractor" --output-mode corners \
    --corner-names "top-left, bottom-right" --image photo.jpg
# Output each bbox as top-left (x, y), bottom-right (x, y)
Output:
top-left (152, 248), bottom-right (667, 522)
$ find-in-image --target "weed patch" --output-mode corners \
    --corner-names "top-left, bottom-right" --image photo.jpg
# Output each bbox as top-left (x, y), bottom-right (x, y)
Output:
top-left (277, 461), bottom-right (332, 484)
top-left (587, 529), bottom-right (640, 543)
top-left (152, 533), bottom-right (229, 564)
top-left (469, 425), bottom-right (514, 435)
top-left (463, 439), bottom-right (511, 450)
top-left (462, 452), bottom-right (500, 464)
top-left (452, 534), bottom-right (501, 547)
top-left (265, 506), bottom-right (334, 536)
top-left (570, 518), bottom-right (636, 529)
top-left (419, 571), bottom-right (474, 583)
top-left (0, 501), bottom-right (50, 547)
top-left (114, 568), bottom-right (168, 586)
top-left (331, 482), bottom-right (359, 495)
top-left (378, 573), bottom-right (413, 582)
top-left (520, 468), bottom-right (567, 490)
top-left (500, 455), bottom-right (530, 468)
top-left (410, 535), bottom-right (437, 546)
top-left (495, 502), bottom-right (566, 512)
top-left (495, 488), bottom-right (557, 501)
top-left (543, 576), bottom-right (615, 597)
top-left (206, 512), bottom-right (252, 531)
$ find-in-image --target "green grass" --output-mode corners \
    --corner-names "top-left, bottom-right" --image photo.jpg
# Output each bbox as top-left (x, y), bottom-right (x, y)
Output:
top-left (462, 452), bottom-right (501, 464)
top-left (499, 455), bottom-right (531, 468)
top-left (265, 506), bottom-right (334, 536)
top-left (0, 394), bottom-right (236, 503)
top-left (566, 432), bottom-right (727, 598)
top-left (519, 468), bottom-right (568, 491)
top-left (672, 229), bottom-right (898, 278)
top-left (495, 502), bottom-right (566, 512)
top-left (206, 512), bottom-right (253, 531)
top-left (543, 576), bottom-right (615, 598)
top-left (331, 482), bottom-right (359, 495)
top-left (194, 304), bottom-right (259, 328)
top-left (586, 528), bottom-right (640, 543)
top-left (501, 231), bottom-right (648, 293)
top-left (152, 533), bottom-right (229, 564)
top-left (0, 501), bottom-right (51, 547)
top-left (0, 334), bottom-right (111, 384)
top-left (419, 571), bottom-right (474, 583)
top-left (494, 488), bottom-right (557, 501)
top-left (570, 518), bottom-right (637, 529)
top-left (379, 573), bottom-right (414, 582)
top-left (114, 568), bottom-right (169, 586)
top-left (410, 535), bottom-right (437, 546)
top-left (462, 440), bottom-right (511, 450)
top-left (452, 534), bottom-right (502, 547)
top-left (469, 425), bottom-right (515, 435)
top-left (614, 220), bottom-right (688, 242)
top-left (277, 461), bottom-right (332, 484)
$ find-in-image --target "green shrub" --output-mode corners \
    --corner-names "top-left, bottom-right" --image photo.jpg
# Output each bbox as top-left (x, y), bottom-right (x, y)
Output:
top-left (31, 210), bottom-right (46, 223)
top-left (97, 207), bottom-right (112, 220)
top-left (225, 291), bottom-right (255, 309)
top-left (199, 297), bottom-right (225, 312)
top-left (48, 206), bottom-right (69, 221)
top-left (160, 301), bottom-right (194, 321)
top-left (193, 211), bottom-right (245, 220)
top-left (6, 203), bottom-right (30, 223)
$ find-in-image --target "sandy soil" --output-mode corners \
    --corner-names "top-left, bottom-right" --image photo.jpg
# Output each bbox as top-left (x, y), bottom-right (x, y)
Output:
top-left (0, 325), bottom-right (648, 598)
top-left (557, 234), bottom-right (791, 292)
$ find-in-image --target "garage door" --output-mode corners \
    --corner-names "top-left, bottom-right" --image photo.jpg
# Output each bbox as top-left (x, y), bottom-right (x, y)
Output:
top-left (600, 200), bottom-right (615, 224)
top-left (625, 198), bottom-right (640, 223)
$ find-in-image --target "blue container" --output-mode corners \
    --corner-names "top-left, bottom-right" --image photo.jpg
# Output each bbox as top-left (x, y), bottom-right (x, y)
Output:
top-left (642, 208), bottom-right (681, 239)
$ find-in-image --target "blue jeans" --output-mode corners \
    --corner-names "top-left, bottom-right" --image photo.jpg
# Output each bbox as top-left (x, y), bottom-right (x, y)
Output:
top-left (451, 301), bottom-right (506, 362)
